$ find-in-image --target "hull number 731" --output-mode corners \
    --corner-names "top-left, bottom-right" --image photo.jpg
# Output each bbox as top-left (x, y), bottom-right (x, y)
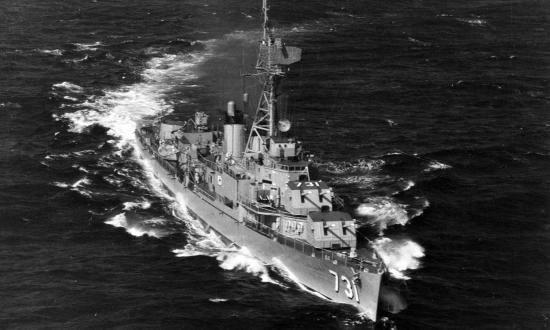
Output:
top-left (329, 270), bottom-right (360, 302)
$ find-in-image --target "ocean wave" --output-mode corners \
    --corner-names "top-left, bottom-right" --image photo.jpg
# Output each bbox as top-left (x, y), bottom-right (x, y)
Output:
top-left (63, 54), bottom-right (90, 64)
top-left (386, 119), bottom-right (398, 126)
top-left (424, 160), bottom-right (452, 172)
top-left (60, 38), bottom-right (291, 287)
top-left (318, 158), bottom-right (385, 175)
top-left (356, 197), bottom-right (409, 230)
top-left (123, 200), bottom-right (152, 211)
top-left (71, 177), bottom-right (90, 189)
top-left (73, 165), bottom-right (90, 173)
top-left (457, 17), bottom-right (487, 26)
top-left (103, 175), bottom-right (124, 187)
top-left (407, 37), bottom-right (431, 47)
top-left (105, 213), bottom-right (170, 238)
top-left (208, 298), bottom-right (228, 303)
top-left (73, 41), bottom-right (104, 51)
top-left (400, 180), bottom-right (415, 192)
top-left (52, 81), bottom-right (84, 94)
top-left (36, 48), bottom-right (64, 56)
top-left (53, 181), bottom-right (70, 188)
top-left (68, 177), bottom-right (93, 197)
top-left (217, 248), bottom-right (278, 284)
top-left (372, 237), bottom-right (425, 280)
top-left (172, 228), bottom-right (282, 285)
top-left (61, 52), bottom-right (208, 151)
top-left (167, 196), bottom-right (286, 285)
top-left (329, 174), bottom-right (383, 188)
top-left (356, 196), bottom-right (429, 232)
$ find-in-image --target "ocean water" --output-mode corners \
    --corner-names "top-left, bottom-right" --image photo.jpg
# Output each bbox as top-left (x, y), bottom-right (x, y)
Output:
top-left (1, 0), bottom-right (549, 329)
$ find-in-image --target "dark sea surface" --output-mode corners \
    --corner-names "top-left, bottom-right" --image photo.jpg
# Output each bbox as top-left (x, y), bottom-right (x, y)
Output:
top-left (1, 0), bottom-right (549, 329)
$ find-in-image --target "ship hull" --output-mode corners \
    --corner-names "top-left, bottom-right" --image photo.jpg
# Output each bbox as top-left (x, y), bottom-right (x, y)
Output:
top-left (134, 138), bottom-right (381, 320)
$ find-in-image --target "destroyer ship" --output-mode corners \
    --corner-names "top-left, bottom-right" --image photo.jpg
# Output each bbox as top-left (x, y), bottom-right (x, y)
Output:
top-left (134, 0), bottom-right (387, 321)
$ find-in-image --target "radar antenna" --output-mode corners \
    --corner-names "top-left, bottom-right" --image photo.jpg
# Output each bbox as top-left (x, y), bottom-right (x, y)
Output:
top-left (245, 0), bottom-right (301, 157)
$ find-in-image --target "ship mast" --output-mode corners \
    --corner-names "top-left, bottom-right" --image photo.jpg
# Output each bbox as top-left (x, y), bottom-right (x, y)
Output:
top-left (245, 0), bottom-right (301, 157)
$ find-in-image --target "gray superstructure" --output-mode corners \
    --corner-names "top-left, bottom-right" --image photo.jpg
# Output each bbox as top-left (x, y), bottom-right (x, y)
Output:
top-left (134, 0), bottom-right (387, 321)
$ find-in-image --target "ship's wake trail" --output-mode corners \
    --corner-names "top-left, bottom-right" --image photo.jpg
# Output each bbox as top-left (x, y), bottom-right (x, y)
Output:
top-left (51, 41), bottom-right (287, 285)
top-left (171, 223), bottom-right (284, 285)
top-left (60, 52), bottom-right (208, 150)
top-left (122, 142), bottom-right (285, 285)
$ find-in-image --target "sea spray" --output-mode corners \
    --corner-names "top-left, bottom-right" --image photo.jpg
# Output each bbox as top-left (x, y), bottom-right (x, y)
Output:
top-left (356, 196), bottom-right (429, 232)
top-left (356, 197), bottom-right (410, 231)
top-left (217, 247), bottom-right (277, 284)
top-left (372, 237), bottom-right (425, 280)
top-left (60, 52), bottom-right (209, 151)
top-left (123, 199), bottom-right (152, 211)
top-left (105, 213), bottom-right (170, 238)
top-left (424, 160), bottom-right (452, 172)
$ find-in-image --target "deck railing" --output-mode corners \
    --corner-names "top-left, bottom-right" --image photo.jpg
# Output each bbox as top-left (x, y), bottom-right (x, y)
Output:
top-left (242, 215), bottom-right (384, 273)
top-left (137, 132), bottom-right (384, 274)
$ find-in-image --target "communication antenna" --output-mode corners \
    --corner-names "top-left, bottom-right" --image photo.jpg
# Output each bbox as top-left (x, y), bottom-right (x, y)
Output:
top-left (244, 0), bottom-right (302, 155)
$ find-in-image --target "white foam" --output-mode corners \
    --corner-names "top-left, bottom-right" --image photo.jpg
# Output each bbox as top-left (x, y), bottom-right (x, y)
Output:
top-left (45, 153), bottom-right (70, 159)
top-left (272, 257), bottom-right (325, 299)
top-left (134, 152), bottom-right (176, 200)
top-left (63, 96), bottom-right (78, 102)
top-left (217, 247), bottom-right (279, 284)
top-left (60, 40), bottom-right (283, 285)
top-left (330, 175), bottom-right (380, 187)
top-left (53, 81), bottom-right (84, 93)
top-left (122, 200), bottom-right (152, 211)
top-left (424, 160), bottom-right (452, 172)
top-left (457, 18), bottom-right (487, 26)
top-left (170, 213), bottom-right (281, 285)
top-left (53, 181), bottom-right (69, 188)
top-left (77, 166), bottom-right (89, 173)
top-left (208, 298), bottom-right (228, 303)
top-left (357, 195), bottom-right (430, 232)
top-left (356, 197), bottom-right (410, 231)
top-left (143, 218), bottom-right (167, 225)
top-left (105, 213), bottom-right (167, 238)
top-left (372, 238), bottom-right (425, 280)
top-left (37, 48), bottom-right (63, 56)
top-left (62, 52), bottom-right (207, 152)
top-left (105, 213), bottom-right (128, 228)
top-left (104, 175), bottom-right (124, 187)
top-left (173, 246), bottom-right (213, 257)
top-left (71, 177), bottom-right (90, 189)
top-left (67, 54), bottom-right (89, 63)
top-left (402, 180), bottom-right (415, 192)
top-left (321, 158), bottom-right (385, 175)
top-left (74, 41), bottom-right (103, 51)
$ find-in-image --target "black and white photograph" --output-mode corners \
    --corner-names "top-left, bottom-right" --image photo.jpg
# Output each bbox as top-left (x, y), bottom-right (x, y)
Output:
top-left (1, 0), bottom-right (548, 328)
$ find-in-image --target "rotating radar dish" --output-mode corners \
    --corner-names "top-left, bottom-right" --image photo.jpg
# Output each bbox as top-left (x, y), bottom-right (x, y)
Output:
top-left (278, 119), bottom-right (291, 132)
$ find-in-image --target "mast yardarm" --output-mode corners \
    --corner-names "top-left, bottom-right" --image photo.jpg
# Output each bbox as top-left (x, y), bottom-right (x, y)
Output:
top-left (245, 0), bottom-right (302, 158)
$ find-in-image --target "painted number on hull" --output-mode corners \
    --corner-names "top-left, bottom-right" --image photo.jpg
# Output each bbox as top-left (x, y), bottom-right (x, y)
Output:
top-left (329, 270), bottom-right (360, 303)
top-left (295, 181), bottom-right (320, 188)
